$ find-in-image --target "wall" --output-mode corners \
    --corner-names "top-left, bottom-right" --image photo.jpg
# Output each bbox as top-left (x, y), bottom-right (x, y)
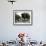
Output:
top-left (0, 0), bottom-right (46, 42)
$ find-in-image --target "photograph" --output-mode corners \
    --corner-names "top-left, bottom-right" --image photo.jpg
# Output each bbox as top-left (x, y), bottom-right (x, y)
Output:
top-left (13, 10), bottom-right (32, 25)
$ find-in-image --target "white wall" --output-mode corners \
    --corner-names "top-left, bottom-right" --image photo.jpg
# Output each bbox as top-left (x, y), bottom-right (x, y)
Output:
top-left (0, 0), bottom-right (46, 42)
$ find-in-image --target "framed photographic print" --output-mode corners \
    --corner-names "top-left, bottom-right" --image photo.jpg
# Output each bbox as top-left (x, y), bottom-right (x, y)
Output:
top-left (13, 10), bottom-right (33, 25)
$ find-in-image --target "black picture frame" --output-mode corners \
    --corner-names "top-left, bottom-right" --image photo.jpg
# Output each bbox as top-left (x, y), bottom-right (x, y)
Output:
top-left (13, 10), bottom-right (33, 26)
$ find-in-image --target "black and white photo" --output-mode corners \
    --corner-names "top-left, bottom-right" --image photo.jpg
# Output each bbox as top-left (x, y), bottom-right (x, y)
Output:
top-left (13, 10), bottom-right (32, 25)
